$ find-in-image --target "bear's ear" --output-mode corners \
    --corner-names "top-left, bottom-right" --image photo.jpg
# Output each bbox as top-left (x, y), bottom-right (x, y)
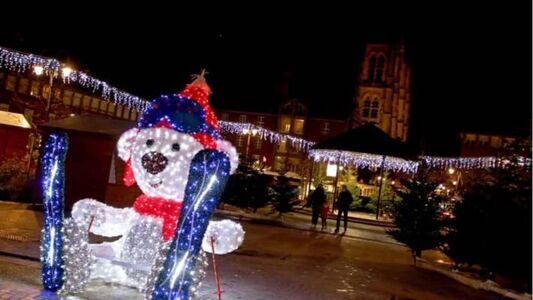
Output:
top-left (117, 128), bottom-right (139, 161)
top-left (216, 140), bottom-right (239, 174)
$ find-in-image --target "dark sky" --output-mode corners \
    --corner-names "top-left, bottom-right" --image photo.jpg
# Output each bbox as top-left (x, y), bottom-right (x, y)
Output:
top-left (0, 2), bottom-right (531, 155)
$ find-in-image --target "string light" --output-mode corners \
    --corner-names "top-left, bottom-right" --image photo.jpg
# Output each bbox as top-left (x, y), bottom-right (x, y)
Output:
top-left (221, 122), bottom-right (529, 172)
top-left (40, 132), bottom-right (68, 291)
top-left (151, 150), bottom-right (233, 299)
top-left (0, 46), bottom-right (149, 112)
top-left (219, 120), bottom-right (315, 151)
top-left (308, 149), bottom-right (419, 173)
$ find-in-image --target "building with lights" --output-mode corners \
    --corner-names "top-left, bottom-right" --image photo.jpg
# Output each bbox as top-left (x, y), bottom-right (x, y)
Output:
top-left (0, 70), bottom-right (141, 183)
top-left (216, 98), bottom-right (348, 177)
top-left (0, 71), bottom-right (140, 126)
top-left (460, 128), bottom-right (530, 157)
top-left (350, 42), bottom-right (412, 142)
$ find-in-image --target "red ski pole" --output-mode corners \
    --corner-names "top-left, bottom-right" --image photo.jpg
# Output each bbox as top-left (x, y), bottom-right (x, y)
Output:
top-left (210, 236), bottom-right (222, 300)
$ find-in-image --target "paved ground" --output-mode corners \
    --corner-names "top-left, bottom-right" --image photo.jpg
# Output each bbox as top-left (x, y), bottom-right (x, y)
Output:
top-left (0, 218), bottom-right (502, 300)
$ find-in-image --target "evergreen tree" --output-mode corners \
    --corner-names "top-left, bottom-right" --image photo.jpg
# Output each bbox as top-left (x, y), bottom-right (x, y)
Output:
top-left (388, 167), bottom-right (444, 262)
top-left (444, 139), bottom-right (531, 291)
top-left (221, 161), bottom-right (271, 212)
top-left (271, 172), bottom-right (300, 217)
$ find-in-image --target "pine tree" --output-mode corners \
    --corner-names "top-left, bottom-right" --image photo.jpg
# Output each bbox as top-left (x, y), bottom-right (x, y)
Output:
top-left (221, 161), bottom-right (271, 212)
top-left (388, 167), bottom-right (444, 263)
top-left (444, 139), bottom-right (531, 291)
top-left (271, 172), bottom-right (300, 217)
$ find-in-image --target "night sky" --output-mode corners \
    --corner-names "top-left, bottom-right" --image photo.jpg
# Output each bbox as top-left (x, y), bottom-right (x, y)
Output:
top-left (0, 2), bottom-right (531, 155)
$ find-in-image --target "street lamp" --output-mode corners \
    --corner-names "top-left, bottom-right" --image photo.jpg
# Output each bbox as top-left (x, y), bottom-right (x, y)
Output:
top-left (242, 127), bottom-right (258, 161)
top-left (33, 65), bottom-right (74, 114)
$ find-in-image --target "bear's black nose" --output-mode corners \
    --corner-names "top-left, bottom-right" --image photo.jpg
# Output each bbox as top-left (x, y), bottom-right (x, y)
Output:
top-left (141, 152), bottom-right (168, 175)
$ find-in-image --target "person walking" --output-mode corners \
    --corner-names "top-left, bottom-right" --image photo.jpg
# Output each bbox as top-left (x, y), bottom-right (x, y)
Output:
top-left (309, 184), bottom-right (326, 228)
top-left (334, 185), bottom-right (353, 234)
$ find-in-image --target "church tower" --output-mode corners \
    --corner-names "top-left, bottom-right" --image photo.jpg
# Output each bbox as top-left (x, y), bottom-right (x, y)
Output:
top-left (351, 42), bottom-right (412, 141)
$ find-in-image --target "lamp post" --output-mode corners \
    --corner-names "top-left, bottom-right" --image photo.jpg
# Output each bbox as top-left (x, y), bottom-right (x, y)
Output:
top-left (33, 65), bottom-right (73, 116)
top-left (242, 127), bottom-right (258, 162)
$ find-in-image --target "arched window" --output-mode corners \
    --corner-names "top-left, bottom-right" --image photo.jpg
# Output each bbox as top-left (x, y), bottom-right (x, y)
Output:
top-left (367, 54), bottom-right (386, 82)
top-left (370, 99), bottom-right (379, 119)
top-left (375, 56), bottom-right (385, 82)
top-left (362, 98), bottom-right (371, 118)
top-left (367, 56), bottom-right (376, 81)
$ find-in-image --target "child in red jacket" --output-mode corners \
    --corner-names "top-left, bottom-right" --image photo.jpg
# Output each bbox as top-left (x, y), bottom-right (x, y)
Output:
top-left (320, 200), bottom-right (330, 231)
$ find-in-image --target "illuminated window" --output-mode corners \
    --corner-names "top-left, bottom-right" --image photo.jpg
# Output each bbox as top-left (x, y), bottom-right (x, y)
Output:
top-left (18, 78), bottom-right (29, 94)
top-left (239, 114), bottom-right (247, 122)
top-left (367, 55), bottom-right (385, 83)
top-left (30, 81), bottom-right (40, 97)
top-left (257, 116), bottom-right (265, 126)
top-left (0, 103), bottom-right (9, 111)
top-left (6, 75), bottom-right (17, 91)
top-left (72, 93), bottom-right (82, 107)
top-left (91, 98), bottom-right (100, 111)
top-left (376, 56), bottom-right (385, 82)
top-left (362, 99), bottom-right (371, 118)
top-left (221, 113), bottom-right (229, 120)
top-left (130, 110), bottom-right (138, 121)
top-left (99, 100), bottom-right (108, 112)
top-left (123, 107), bottom-right (130, 119)
top-left (63, 90), bottom-right (73, 105)
top-left (294, 118), bottom-right (304, 135)
top-left (237, 135), bottom-right (244, 147)
top-left (116, 105), bottom-right (123, 118)
top-left (274, 156), bottom-right (285, 171)
top-left (278, 140), bottom-right (287, 152)
top-left (42, 84), bottom-right (51, 99)
top-left (82, 96), bottom-right (92, 109)
top-left (367, 56), bottom-right (376, 82)
top-left (280, 116), bottom-right (291, 133)
top-left (370, 100), bottom-right (379, 119)
top-left (107, 103), bottom-right (116, 115)
top-left (255, 136), bottom-right (262, 150)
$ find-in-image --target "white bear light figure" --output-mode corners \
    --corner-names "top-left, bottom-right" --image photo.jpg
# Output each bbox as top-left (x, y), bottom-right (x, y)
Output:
top-left (40, 73), bottom-right (243, 299)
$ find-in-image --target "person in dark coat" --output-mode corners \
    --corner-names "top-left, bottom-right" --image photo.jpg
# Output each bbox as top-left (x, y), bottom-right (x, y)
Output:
top-left (309, 184), bottom-right (326, 227)
top-left (335, 185), bottom-right (353, 233)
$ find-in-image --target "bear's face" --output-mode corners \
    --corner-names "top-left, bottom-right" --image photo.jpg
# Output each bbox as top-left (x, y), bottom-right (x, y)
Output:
top-left (127, 127), bottom-right (204, 200)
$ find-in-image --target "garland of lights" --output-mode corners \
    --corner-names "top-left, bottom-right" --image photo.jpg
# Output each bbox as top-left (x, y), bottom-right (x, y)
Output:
top-left (308, 149), bottom-right (419, 173)
top-left (0, 46), bottom-right (149, 112)
top-left (40, 132), bottom-right (68, 291)
top-left (421, 155), bottom-right (532, 170)
top-left (219, 120), bottom-right (315, 151)
top-left (4, 45), bottom-right (523, 173)
top-left (220, 121), bottom-right (530, 172)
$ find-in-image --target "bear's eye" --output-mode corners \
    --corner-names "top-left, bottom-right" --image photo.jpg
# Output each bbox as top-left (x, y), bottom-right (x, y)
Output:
top-left (146, 139), bottom-right (154, 147)
top-left (172, 143), bottom-right (180, 151)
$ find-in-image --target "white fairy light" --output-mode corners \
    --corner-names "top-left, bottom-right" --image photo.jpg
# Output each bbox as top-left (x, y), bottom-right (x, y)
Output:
top-left (0, 46), bottom-right (149, 112)
top-left (309, 149), bottom-right (419, 173)
top-left (219, 120), bottom-right (315, 151)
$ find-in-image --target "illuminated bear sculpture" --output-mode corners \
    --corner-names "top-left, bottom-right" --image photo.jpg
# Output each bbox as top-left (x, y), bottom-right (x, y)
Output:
top-left (40, 73), bottom-right (243, 299)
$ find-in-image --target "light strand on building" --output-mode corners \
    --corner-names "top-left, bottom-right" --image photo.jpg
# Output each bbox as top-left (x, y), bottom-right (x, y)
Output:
top-left (0, 46), bottom-right (149, 112)
top-left (421, 156), bottom-right (532, 170)
top-left (221, 121), bottom-right (529, 171)
top-left (219, 120), bottom-right (315, 151)
top-left (308, 149), bottom-right (419, 173)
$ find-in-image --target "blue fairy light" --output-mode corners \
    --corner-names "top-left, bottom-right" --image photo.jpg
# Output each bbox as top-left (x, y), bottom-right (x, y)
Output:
top-left (40, 132), bottom-right (68, 291)
top-left (151, 149), bottom-right (231, 300)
